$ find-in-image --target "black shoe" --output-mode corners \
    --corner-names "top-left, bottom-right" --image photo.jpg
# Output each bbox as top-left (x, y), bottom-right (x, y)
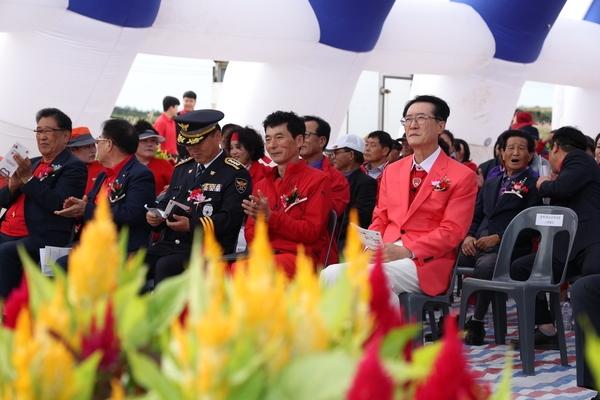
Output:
top-left (510, 328), bottom-right (559, 350)
top-left (424, 316), bottom-right (444, 342)
top-left (463, 317), bottom-right (485, 346)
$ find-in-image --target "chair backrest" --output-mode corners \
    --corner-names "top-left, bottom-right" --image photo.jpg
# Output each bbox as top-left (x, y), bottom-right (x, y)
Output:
top-left (492, 206), bottom-right (578, 286)
top-left (324, 209), bottom-right (337, 266)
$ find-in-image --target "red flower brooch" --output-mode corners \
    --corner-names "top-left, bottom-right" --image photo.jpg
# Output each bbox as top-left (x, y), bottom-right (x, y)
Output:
top-left (503, 178), bottom-right (529, 198)
top-left (35, 164), bottom-right (61, 181)
top-left (280, 187), bottom-right (307, 212)
top-left (187, 188), bottom-right (207, 205)
top-left (106, 180), bottom-right (125, 203)
top-left (431, 176), bottom-right (451, 191)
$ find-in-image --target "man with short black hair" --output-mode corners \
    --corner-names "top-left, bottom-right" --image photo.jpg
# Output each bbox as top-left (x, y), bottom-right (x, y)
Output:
top-left (511, 126), bottom-right (600, 350)
top-left (362, 130), bottom-right (393, 182)
top-left (327, 134), bottom-right (377, 254)
top-left (146, 109), bottom-right (251, 287)
top-left (56, 119), bottom-right (156, 253)
top-left (180, 90), bottom-right (197, 115)
top-left (243, 111), bottom-right (331, 276)
top-left (301, 115), bottom-right (349, 264)
top-left (0, 108), bottom-right (87, 298)
top-left (154, 95), bottom-right (180, 157)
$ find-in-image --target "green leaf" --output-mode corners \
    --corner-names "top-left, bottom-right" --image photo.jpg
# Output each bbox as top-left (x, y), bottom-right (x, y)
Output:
top-left (319, 274), bottom-right (353, 334)
top-left (146, 273), bottom-right (188, 334)
top-left (490, 352), bottom-right (512, 400)
top-left (265, 351), bottom-right (357, 400)
top-left (118, 296), bottom-right (151, 349)
top-left (72, 351), bottom-right (102, 400)
top-left (228, 368), bottom-right (266, 400)
top-left (0, 328), bottom-right (15, 384)
top-left (187, 229), bottom-right (206, 322)
top-left (379, 325), bottom-right (421, 360)
top-left (19, 245), bottom-right (54, 316)
top-left (127, 350), bottom-right (182, 399)
top-left (583, 317), bottom-right (600, 393)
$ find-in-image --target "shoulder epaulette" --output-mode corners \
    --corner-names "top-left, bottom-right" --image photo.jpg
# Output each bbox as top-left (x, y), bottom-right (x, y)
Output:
top-left (174, 157), bottom-right (194, 167)
top-left (224, 157), bottom-right (243, 170)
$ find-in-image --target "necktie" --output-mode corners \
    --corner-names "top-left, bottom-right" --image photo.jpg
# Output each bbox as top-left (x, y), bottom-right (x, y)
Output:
top-left (409, 166), bottom-right (428, 205)
top-left (196, 164), bottom-right (205, 178)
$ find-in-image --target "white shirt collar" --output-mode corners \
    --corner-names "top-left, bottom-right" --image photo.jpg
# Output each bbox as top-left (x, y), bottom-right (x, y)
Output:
top-left (411, 146), bottom-right (442, 173)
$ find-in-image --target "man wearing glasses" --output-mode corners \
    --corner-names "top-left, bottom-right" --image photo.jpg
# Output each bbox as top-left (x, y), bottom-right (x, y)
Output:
top-left (300, 115), bottom-right (349, 265)
top-left (322, 95), bottom-right (477, 301)
top-left (0, 108), bottom-right (87, 299)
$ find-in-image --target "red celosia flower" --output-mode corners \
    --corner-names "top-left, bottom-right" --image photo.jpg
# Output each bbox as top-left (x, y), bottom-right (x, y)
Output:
top-left (2, 276), bottom-right (29, 329)
top-left (364, 248), bottom-right (406, 348)
top-left (81, 301), bottom-right (121, 370)
top-left (415, 315), bottom-right (491, 400)
top-left (347, 340), bottom-right (394, 400)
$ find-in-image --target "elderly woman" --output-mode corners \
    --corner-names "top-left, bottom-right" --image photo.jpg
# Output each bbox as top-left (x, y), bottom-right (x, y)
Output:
top-left (225, 126), bottom-right (267, 186)
top-left (134, 122), bottom-right (174, 195)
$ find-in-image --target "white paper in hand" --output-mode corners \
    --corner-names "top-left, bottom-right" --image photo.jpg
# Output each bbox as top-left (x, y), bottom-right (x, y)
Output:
top-left (351, 223), bottom-right (384, 250)
top-left (0, 142), bottom-right (29, 178)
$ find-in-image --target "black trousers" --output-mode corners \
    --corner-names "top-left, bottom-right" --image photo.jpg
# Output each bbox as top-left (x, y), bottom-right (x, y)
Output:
top-left (458, 249), bottom-right (498, 321)
top-left (0, 233), bottom-right (39, 299)
top-left (510, 243), bottom-right (600, 324)
top-left (144, 241), bottom-right (190, 287)
top-left (571, 274), bottom-right (600, 390)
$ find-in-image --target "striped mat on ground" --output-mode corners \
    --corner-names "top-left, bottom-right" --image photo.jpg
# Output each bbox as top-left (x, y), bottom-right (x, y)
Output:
top-left (423, 295), bottom-right (598, 399)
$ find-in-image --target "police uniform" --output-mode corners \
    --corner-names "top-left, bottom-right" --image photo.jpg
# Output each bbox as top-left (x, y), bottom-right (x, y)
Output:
top-left (145, 110), bottom-right (251, 286)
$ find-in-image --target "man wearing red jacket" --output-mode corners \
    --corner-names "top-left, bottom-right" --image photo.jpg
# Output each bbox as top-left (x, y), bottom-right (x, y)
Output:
top-left (243, 111), bottom-right (332, 277)
top-left (322, 95), bottom-right (478, 298)
top-left (300, 115), bottom-right (349, 265)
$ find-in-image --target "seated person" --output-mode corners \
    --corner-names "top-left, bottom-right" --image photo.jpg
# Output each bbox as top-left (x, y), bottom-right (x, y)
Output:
top-left (326, 134), bottom-right (377, 254)
top-left (134, 125), bottom-right (174, 196)
top-left (145, 110), bottom-right (251, 287)
top-left (322, 95), bottom-right (478, 302)
top-left (67, 126), bottom-right (106, 194)
top-left (56, 118), bottom-right (156, 257)
top-left (300, 115), bottom-right (350, 265)
top-left (225, 126), bottom-right (268, 252)
top-left (242, 111), bottom-right (332, 277)
top-left (0, 108), bottom-right (87, 299)
top-left (460, 129), bottom-right (542, 345)
top-left (511, 126), bottom-right (600, 350)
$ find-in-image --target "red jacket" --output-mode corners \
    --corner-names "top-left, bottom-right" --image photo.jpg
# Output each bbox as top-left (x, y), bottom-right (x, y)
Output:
top-left (371, 152), bottom-right (477, 295)
top-left (146, 157), bottom-right (174, 195)
top-left (245, 160), bottom-right (332, 267)
top-left (248, 160), bottom-right (268, 186)
top-left (316, 156), bottom-right (349, 265)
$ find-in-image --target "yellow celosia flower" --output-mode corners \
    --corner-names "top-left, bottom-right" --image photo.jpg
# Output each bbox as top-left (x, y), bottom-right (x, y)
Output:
top-left (68, 191), bottom-right (121, 308)
top-left (36, 337), bottom-right (77, 399)
top-left (110, 378), bottom-right (125, 400)
top-left (11, 308), bottom-right (39, 399)
top-left (37, 280), bottom-right (79, 351)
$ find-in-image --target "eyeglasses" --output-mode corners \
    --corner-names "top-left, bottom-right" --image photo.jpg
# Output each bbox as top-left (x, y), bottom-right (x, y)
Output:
top-left (304, 131), bottom-right (319, 138)
top-left (33, 128), bottom-right (66, 135)
top-left (95, 138), bottom-right (109, 144)
top-left (331, 149), bottom-right (351, 158)
top-left (400, 115), bottom-right (441, 126)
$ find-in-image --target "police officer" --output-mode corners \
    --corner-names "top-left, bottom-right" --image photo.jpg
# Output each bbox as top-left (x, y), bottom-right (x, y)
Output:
top-left (145, 109), bottom-right (251, 286)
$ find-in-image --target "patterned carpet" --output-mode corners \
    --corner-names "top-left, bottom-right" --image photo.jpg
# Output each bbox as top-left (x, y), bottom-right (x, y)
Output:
top-left (429, 295), bottom-right (599, 399)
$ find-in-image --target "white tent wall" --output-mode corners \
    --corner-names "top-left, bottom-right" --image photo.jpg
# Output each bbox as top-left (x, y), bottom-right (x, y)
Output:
top-left (0, 0), bottom-right (67, 32)
top-left (552, 86), bottom-right (600, 137)
top-left (140, 0), bottom-right (319, 62)
top-left (217, 45), bottom-right (369, 134)
top-left (0, 11), bottom-right (150, 156)
top-left (410, 59), bottom-right (532, 164)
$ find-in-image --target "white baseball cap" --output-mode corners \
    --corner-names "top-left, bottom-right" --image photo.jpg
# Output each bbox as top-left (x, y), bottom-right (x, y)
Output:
top-left (326, 134), bottom-right (365, 154)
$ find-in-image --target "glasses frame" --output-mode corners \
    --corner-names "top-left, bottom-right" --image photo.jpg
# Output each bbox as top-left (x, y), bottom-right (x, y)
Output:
top-left (331, 148), bottom-right (351, 158)
top-left (95, 138), bottom-right (109, 144)
top-left (400, 115), bottom-right (441, 126)
top-left (304, 131), bottom-right (319, 139)
top-left (33, 128), bottom-right (66, 135)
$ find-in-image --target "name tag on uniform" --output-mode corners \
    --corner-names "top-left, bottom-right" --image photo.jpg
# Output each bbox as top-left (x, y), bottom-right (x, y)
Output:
top-left (202, 183), bottom-right (222, 192)
top-left (535, 214), bottom-right (564, 227)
